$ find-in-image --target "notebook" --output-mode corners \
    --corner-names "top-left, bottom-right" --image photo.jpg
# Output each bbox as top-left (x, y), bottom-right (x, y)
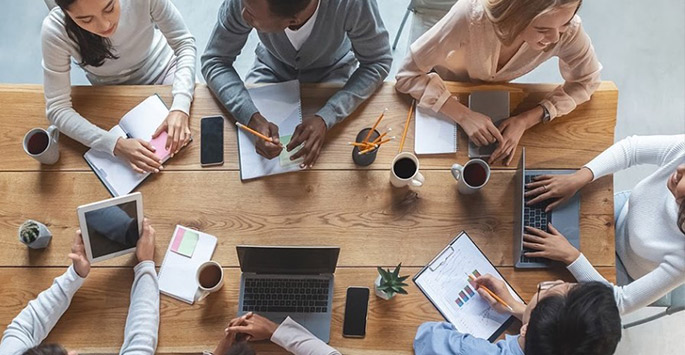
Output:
top-left (237, 80), bottom-right (304, 180)
top-left (84, 95), bottom-right (177, 197)
top-left (414, 104), bottom-right (458, 154)
top-left (413, 231), bottom-right (524, 342)
top-left (158, 225), bottom-right (218, 304)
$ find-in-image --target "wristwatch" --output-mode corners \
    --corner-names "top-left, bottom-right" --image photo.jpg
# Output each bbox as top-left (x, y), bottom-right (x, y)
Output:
top-left (540, 104), bottom-right (551, 123)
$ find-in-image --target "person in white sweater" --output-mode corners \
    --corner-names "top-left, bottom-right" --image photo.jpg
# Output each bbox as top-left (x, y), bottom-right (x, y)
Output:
top-left (42, 0), bottom-right (196, 173)
top-left (209, 312), bottom-right (341, 355)
top-left (520, 135), bottom-right (685, 315)
top-left (0, 218), bottom-right (159, 355)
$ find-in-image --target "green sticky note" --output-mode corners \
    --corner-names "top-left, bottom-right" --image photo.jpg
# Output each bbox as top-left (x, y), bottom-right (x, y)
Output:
top-left (176, 230), bottom-right (199, 257)
top-left (279, 135), bottom-right (304, 167)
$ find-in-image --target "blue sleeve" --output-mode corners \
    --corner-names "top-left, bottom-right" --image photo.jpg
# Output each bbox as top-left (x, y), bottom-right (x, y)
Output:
top-left (414, 322), bottom-right (504, 355)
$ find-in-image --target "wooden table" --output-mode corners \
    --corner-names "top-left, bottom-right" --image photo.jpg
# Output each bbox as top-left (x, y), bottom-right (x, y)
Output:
top-left (0, 81), bottom-right (618, 354)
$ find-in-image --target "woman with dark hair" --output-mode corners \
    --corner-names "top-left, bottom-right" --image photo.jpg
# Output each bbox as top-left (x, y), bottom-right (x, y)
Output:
top-left (523, 134), bottom-right (685, 315)
top-left (42, 0), bottom-right (196, 173)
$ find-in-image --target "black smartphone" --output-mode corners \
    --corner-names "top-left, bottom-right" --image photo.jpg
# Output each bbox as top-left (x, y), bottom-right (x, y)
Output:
top-left (201, 116), bottom-right (224, 166)
top-left (343, 287), bottom-right (370, 338)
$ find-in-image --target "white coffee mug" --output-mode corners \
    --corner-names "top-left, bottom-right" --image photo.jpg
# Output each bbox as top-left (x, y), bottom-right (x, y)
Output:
top-left (390, 152), bottom-right (425, 188)
top-left (451, 159), bottom-right (491, 194)
top-left (23, 125), bottom-right (60, 165)
top-left (195, 261), bottom-right (224, 302)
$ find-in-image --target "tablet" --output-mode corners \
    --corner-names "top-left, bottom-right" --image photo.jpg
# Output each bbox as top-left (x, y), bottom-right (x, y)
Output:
top-left (77, 192), bottom-right (143, 263)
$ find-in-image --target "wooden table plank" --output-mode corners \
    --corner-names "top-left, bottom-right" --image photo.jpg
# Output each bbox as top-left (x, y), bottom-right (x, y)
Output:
top-left (0, 171), bottom-right (613, 268)
top-left (0, 82), bottom-right (617, 172)
top-left (0, 266), bottom-right (616, 354)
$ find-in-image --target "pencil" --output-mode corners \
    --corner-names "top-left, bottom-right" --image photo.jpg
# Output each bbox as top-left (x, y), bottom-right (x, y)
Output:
top-left (358, 146), bottom-right (377, 155)
top-left (363, 108), bottom-right (387, 143)
top-left (236, 122), bottom-right (284, 147)
top-left (398, 100), bottom-right (414, 153)
top-left (348, 142), bottom-right (377, 148)
top-left (372, 131), bottom-right (389, 144)
top-left (467, 274), bottom-right (514, 312)
top-left (376, 137), bottom-right (395, 146)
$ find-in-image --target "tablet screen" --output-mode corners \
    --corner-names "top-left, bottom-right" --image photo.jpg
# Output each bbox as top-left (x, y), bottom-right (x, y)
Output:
top-left (84, 201), bottom-right (140, 259)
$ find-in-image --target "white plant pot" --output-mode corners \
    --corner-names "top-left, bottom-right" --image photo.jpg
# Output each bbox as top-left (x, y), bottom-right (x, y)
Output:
top-left (374, 275), bottom-right (395, 300)
top-left (18, 220), bottom-right (52, 249)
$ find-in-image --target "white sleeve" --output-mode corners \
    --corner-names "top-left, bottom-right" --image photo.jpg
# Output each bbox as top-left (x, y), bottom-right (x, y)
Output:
top-left (119, 261), bottom-right (160, 355)
top-left (567, 253), bottom-right (685, 315)
top-left (149, 0), bottom-right (196, 115)
top-left (271, 317), bottom-right (341, 355)
top-left (41, 13), bottom-right (120, 155)
top-left (0, 266), bottom-right (85, 355)
top-left (584, 135), bottom-right (685, 181)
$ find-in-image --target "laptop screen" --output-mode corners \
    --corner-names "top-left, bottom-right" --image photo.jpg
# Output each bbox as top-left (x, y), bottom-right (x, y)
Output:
top-left (237, 246), bottom-right (340, 275)
top-left (514, 148), bottom-right (526, 249)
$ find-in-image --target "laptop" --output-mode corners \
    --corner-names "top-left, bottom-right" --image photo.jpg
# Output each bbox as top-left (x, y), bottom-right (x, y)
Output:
top-left (514, 148), bottom-right (581, 268)
top-left (468, 91), bottom-right (510, 158)
top-left (236, 245), bottom-right (340, 342)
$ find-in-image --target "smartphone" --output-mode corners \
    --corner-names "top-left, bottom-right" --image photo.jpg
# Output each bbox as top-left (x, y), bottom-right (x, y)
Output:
top-left (201, 116), bottom-right (224, 166)
top-left (343, 287), bottom-right (370, 338)
top-left (467, 91), bottom-right (510, 158)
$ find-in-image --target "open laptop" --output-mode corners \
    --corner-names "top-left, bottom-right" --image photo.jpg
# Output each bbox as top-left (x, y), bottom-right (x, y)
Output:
top-left (514, 148), bottom-right (581, 268)
top-left (236, 245), bottom-right (340, 342)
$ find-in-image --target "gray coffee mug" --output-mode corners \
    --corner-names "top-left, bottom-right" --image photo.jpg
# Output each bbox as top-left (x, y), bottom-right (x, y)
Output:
top-left (23, 125), bottom-right (60, 165)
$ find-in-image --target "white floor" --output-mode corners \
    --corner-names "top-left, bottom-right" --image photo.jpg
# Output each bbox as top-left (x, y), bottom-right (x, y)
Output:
top-left (1, 1), bottom-right (684, 354)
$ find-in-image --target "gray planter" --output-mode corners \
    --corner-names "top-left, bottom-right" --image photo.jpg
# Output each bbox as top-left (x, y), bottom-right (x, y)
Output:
top-left (374, 275), bottom-right (395, 300)
top-left (18, 220), bottom-right (52, 249)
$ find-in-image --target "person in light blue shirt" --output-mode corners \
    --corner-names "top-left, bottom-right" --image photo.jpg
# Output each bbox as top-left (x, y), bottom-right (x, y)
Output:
top-left (414, 275), bottom-right (622, 355)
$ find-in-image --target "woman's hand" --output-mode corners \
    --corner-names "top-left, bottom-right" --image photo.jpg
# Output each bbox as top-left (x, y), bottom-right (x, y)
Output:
top-left (153, 110), bottom-right (191, 156)
top-left (68, 230), bottom-right (91, 278)
top-left (227, 312), bottom-right (279, 341)
top-left (114, 137), bottom-right (162, 174)
top-left (523, 224), bottom-right (581, 265)
top-left (525, 167), bottom-right (594, 211)
top-left (457, 109), bottom-right (504, 146)
top-left (489, 116), bottom-right (527, 166)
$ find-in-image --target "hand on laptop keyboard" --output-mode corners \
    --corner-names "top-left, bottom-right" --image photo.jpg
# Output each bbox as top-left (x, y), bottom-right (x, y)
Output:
top-left (522, 224), bottom-right (581, 265)
top-left (524, 169), bottom-right (592, 211)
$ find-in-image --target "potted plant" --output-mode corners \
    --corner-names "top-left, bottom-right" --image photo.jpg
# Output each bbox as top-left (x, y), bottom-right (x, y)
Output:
top-left (375, 263), bottom-right (409, 300)
top-left (18, 220), bottom-right (52, 249)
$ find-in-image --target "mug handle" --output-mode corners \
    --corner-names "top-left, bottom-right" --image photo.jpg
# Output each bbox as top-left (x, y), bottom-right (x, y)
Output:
top-left (195, 288), bottom-right (210, 303)
top-left (451, 164), bottom-right (463, 181)
top-left (411, 172), bottom-right (425, 187)
top-left (47, 125), bottom-right (59, 143)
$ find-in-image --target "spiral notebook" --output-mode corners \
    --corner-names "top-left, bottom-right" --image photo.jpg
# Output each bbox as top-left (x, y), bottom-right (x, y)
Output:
top-left (236, 80), bottom-right (304, 180)
top-left (414, 104), bottom-right (458, 155)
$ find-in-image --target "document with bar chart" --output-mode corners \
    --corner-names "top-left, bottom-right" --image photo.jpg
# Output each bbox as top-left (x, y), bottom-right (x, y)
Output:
top-left (413, 231), bottom-right (524, 341)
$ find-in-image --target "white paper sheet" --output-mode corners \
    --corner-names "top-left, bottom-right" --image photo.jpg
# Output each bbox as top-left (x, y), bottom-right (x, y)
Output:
top-left (414, 105), bottom-right (457, 154)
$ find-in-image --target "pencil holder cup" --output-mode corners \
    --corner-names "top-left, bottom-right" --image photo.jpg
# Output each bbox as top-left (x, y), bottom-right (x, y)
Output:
top-left (352, 128), bottom-right (380, 166)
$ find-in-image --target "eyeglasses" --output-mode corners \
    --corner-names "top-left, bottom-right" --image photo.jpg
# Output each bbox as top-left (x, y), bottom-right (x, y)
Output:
top-left (536, 280), bottom-right (565, 304)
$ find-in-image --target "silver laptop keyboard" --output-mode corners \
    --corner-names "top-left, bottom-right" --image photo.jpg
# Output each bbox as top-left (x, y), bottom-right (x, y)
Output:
top-left (242, 278), bottom-right (330, 313)
top-left (522, 175), bottom-right (551, 264)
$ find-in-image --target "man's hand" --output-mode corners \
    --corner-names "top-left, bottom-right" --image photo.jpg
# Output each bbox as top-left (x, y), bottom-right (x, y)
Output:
top-left (68, 230), bottom-right (91, 278)
top-left (287, 115), bottom-right (327, 168)
top-left (135, 218), bottom-right (156, 263)
top-left (248, 113), bottom-right (282, 159)
top-left (153, 110), bottom-right (191, 156)
top-left (489, 116), bottom-right (527, 166)
top-left (473, 274), bottom-right (525, 319)
top-left (114, 138), bottom-right (163, 174)
top-left (523, 224), bottom-right (581, 265)
top-left (227, 312), bottom-right (279, 341)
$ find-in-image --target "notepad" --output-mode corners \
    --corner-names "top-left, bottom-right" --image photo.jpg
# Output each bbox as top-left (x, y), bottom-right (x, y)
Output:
top-left (158, 225), bottom-right (218, 304)
top-left (413, 231), bottom-right (523, 341)
top-left (414, 105), bottom-right (457, 155)
top-left (83, 95), bottom-right (186, 197)
top-left (236, 80), bottom-right (304, 180)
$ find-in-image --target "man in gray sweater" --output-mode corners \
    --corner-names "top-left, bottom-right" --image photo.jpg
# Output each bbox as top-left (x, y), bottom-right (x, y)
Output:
top-left (202, 0), bottom-right (392, 168)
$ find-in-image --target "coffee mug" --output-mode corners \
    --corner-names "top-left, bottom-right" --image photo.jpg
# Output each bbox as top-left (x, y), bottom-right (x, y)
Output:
top-left (451, 159), bottom-right (490, 194)
top-left (23, 125), bottom-right (60, 165)
top-left (195, 260), bottom-right (224, 302)
top-left (390, 152), bottom-right (425, 188)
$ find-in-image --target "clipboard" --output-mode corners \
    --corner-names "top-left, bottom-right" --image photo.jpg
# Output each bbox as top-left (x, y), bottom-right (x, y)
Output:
top-left (413, 231), bottom-right (524, 342)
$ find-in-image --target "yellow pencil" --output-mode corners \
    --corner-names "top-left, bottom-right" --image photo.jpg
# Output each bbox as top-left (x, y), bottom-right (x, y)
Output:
top-left (363, 108), bottom-right (387, 143)
top-left (375, 137), bottom-right (395, 146)
top-left (467, 274), bottom-right (514, 312)
top-left (399, 100), bottom-right (414, 153)
top-left (372, 131), bottom-right (388, 144)
top-left (348, 142), bottom-right (377, 148)
top-left (358, 146), bottom-right (377, 155)
top-left (236, 122), bottom-right (284, 147)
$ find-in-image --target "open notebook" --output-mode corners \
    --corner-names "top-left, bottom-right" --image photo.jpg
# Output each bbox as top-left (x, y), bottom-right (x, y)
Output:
top-left (84, 95), bottom-right (176, 197)
top-left (158, 225), bottom-right (218, 304)
top-left (414, 104), bottom-right (458, 155)
top-left (237, 80), bottom-right (304, 180)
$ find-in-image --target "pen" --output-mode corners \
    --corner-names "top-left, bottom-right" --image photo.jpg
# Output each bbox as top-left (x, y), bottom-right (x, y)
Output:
top-left (467, 273), bottom-right (514, 312)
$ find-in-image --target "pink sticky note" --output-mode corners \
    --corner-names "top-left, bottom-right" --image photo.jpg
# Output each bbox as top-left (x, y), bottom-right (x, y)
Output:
top-left (150, 132), bottom-right (172, 161)
top-left (170, 228), bottom-right (185, 252)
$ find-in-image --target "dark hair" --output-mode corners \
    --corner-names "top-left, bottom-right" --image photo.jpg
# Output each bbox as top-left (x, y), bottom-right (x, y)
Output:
top-left (678, 200), bottom-right (685, 234)
top-left (224, 341), bottom-right (256, 355)
top-left (23, 344), bottom-right (68, 355)
top-left (525, 282), bottom-right (621, 355)
top-left (266, 0), bottom-right (313, 18)
top-left (55, 0), bottom-right (119, 67)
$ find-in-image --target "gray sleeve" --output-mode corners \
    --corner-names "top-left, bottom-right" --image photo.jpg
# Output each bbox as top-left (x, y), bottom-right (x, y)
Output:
top-left (315, 0), bottom-right (392, 128)
top-left (201, 0), bottom-right (259, 125)
top-left (119, 261), bottom-right (159, 355)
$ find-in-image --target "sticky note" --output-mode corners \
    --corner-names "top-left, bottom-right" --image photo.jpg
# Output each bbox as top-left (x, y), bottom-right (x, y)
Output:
top-left (279, 135), bottom-right (304, 167)
top-left (171, 228), bottom-right (199, 258)
top-left (149, 132), bottom-right (172, 161)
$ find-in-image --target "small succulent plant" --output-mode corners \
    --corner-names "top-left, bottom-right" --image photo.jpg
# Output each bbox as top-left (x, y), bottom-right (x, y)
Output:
top-left (376, 263), bottom-right (409, 298)
top-left (19, 220), bottom-right (40, 244)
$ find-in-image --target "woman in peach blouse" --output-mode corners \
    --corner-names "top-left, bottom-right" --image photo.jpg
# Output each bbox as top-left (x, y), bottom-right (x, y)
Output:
top-left (396, 0), bottom-right (601, 165)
